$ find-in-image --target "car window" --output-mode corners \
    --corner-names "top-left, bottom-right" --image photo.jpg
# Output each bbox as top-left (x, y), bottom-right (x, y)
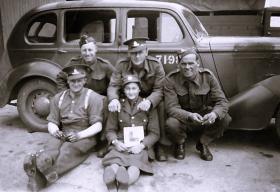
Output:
top-left (270, 13), bottom-right (280, 28)
top-left (183, 9), bottom-right (208, 38)
top-left (65, 10), bottom-right (116, 44)
top-left (126, 10), bottom-right (183, 43)
top-left (27, 13), bottom-right (57, 43)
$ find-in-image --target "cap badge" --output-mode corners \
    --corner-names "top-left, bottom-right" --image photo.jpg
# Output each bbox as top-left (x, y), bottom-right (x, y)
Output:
top-left (132, 41), bottom-right (140, 47)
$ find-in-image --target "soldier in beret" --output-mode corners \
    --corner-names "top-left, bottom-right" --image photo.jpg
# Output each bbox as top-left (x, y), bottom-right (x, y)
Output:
top-left (107, 37), bottom-right (168, 161)
top-left (103, 75), bottom-right (159, 192)
top-left (164, 49), bottom-right (231, 161)
top-left (23, 63), bottom-right (105, 191)
top-left (57, 34), bottom-right (115, 95)
top-left (56, 34), bottom-right (116, 157)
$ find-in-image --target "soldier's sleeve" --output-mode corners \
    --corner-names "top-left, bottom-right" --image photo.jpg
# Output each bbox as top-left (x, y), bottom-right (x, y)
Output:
top-left (142, 108), bottom-right (160, 149)
top-left (46, 94), bottom-right (61, 126)
top-left (87, 92), bottom-right (104, 125)
top-left (146, 60), bottom-right (165, 108)
top-left (56, 71), bottom-right (68, 92)
top-left (209, 74), bottom-right (229, 119)
top-left (107, 61), bottom-right (123, 102)
top-left (164, 77), bottom-right (192, 122)
top-left (105, 111), bottom-right (119, 143)
top-left (105, 60), bottom-right (117, 78)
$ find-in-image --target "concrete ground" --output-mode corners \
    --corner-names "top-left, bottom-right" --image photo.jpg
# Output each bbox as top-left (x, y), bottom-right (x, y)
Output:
top-left (0, 104), bottom-right (279, 192)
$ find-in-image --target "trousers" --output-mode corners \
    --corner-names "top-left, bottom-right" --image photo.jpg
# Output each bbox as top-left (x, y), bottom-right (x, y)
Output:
top-left (166, 113), bottom-right (231, 145)
top-left (36, 133), bottom-right (96, 177)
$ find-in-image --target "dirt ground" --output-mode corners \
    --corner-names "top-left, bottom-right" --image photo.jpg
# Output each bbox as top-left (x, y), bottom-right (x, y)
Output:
top-left (0, 104), bottom-right (279, 192)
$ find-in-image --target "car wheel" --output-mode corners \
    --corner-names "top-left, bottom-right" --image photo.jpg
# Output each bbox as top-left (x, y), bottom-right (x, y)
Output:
top-left (275, 107), bottom-right (280, 139)
top-left (17, 79), bottom-right (57, 132)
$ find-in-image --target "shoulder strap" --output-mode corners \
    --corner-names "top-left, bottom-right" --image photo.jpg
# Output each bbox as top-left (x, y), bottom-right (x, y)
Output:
top-left (85, 89), bottom-right (93, 109)
top-left (58, 90), bottom-right (67, 109)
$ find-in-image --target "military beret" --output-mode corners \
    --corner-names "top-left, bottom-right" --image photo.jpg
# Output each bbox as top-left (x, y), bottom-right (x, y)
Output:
top-left (122, 75), bottom-right (140, 86)
top-left (123, 37), bottom-right (148, 52)
top-left (177, 48), bottom-right (199, 62)
top-left (79, 34), bottom-right (96, 47)
top-left (62, 58), bottom-right (92, 80)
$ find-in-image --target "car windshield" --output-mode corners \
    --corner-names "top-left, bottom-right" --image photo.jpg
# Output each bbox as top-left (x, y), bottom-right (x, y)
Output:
top-left (182, 9), bottom-right (208, 38)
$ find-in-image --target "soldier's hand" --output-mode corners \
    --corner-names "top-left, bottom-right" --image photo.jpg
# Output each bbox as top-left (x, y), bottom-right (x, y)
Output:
top-left (108, 99), bottom-right (121, 112)
top-left (128, 143), bottom-right (145, 154)
top-left (137, 99), bottom-right (151, 111)
top-left (189, 113), bottom-right (204, 124)
top-left (66, 132), bottom-right (81, 143)
top-left (202, 112), bottom-right (217, 125)
top-left (49, 126), bottom-right (63, 139)
top-left (113, 140), bottom-right (128, 152)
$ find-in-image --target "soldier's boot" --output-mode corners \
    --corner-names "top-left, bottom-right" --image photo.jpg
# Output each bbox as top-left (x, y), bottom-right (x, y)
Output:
top-left (36, 152), bottom-right (58, 183)
top-left (116, 166), bottom-right (129, 192)
top-left (97, 142), bottom-right (108, 158)
top-left (175, 143), bottom-right (185, 160)
top-left (196, 141), bottom-right (213, 161)
top-left (23, 153), bottom-right (47, 191)
top-left (155, 144), bottom-right (167, 161)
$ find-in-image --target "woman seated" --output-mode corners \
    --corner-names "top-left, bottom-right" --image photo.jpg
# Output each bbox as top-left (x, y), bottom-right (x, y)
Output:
top-left (102, 75), bottom-right (160, 192)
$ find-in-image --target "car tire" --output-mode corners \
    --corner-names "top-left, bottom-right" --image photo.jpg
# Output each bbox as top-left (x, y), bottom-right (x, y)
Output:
top-left (17, 79), bottom-right (57, 132)
top-left (275, 107), bottom-right (280, 139)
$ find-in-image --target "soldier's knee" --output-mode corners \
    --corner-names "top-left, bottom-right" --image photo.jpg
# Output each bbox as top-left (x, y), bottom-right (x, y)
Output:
top-left (166, 117), bottom-right (181, 130)
top-left (219, 113), bottom-right (232, 128)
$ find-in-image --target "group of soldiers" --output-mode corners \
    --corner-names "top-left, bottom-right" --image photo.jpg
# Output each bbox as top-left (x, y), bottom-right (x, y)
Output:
top-left (23, 35), bottom-right (231, 192)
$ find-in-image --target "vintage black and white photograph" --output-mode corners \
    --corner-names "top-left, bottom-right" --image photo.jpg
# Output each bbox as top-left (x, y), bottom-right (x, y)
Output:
top-left (0, 0), bottom-right (279, 191)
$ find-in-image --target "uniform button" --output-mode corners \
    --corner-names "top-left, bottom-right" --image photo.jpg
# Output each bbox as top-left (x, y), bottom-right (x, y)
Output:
top-left (70, 111), bottom-right (73, 113)
top-left (132, 124), bottom-right (135, 127)
top-left (131, 116), bottom-right (135, 119)
top-left (143, 119), bottom-right (147, 122)
top-left (119, 119), bottom-right (123, 122)
top-left (72, 100), bottom-right (75, 104)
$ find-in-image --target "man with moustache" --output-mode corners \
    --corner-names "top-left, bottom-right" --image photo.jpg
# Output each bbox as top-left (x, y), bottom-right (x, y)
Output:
top-left (164, 49), bottom-right (231, 161)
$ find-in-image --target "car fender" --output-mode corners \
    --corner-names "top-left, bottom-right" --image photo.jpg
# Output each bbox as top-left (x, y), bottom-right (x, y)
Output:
top-left (229, 75), bottom-right (280, 130)
top-left (0, 59), bottom-right (62, 107)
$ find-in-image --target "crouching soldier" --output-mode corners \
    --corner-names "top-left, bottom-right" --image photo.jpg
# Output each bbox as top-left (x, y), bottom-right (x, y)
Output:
top-left (23, 62), bottom-right (105, 191)
top-left (164, 49), bottom-right (231, 161)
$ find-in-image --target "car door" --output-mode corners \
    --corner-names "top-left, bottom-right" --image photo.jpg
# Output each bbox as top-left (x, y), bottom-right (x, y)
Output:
top-left (119, 7), bottom-right (195, 74)
top-left (8, 11), bottom-right (60, 66)
top-left (56, 7), bottom-right (121, 67)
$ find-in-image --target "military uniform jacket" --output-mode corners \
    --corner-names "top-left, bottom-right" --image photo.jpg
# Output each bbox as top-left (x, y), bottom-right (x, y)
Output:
top-left (164, 68), bottom-right (229, 123)
top-left (105, 97), bottom-right (160, 151)
top-left (107, 56), bottom-right (165, 108)
top-left (47, 88), bottom-right (104, 130)
top-left (56, 56), bottom-right (115, 95)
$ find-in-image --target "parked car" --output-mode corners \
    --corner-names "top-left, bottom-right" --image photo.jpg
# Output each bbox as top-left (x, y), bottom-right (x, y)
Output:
top-left (195, 7), bottom-right (280, 37)
top-left (1, 0), bottom-right (280, 138)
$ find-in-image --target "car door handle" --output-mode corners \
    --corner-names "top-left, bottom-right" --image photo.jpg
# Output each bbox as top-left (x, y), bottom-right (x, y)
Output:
top-left (57, 49), bottom-right (67, 53)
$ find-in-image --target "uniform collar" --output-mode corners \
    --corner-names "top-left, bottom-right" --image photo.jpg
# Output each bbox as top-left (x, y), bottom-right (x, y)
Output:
top-left (121, 96), bottom-right (143, 115)
top-left (128, 58), bottom-right (150, 74)
top-left (179, 70), bottom-right (201, 87)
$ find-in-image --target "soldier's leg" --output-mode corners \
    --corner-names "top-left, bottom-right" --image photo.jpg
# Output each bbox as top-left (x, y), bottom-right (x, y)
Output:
top-left (97, 96), bottom-right (109, 158)
top-left (41, 137), bottom-right (96, 183)
top-left (166, 117), bottom-right (187, 159)
top-left (200, 113), bottom-right (231, 145)
top-left (197, 113), bottom-right (231, 161)
top-left (24, 133), bottom-right (62, 190)
top-left (155, 101), bottom-right (169, 161)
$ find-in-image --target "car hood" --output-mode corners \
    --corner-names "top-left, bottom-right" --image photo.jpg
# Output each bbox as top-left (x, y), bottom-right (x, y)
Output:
top-left (198, 36), bottom-right (280, 52)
